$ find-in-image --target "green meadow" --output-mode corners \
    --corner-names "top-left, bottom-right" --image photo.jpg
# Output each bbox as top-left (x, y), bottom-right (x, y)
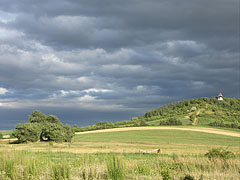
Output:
top-left (1, 128), bottom-right (240, 179)
top-left (73, 130), bottom-right (240, 147)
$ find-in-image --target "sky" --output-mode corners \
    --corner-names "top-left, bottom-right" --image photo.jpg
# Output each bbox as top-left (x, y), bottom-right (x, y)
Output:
top-left (0, 0), bottom-right (239, 130)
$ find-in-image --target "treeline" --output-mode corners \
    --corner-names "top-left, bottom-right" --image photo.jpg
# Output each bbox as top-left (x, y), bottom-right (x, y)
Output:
top-left (13, 111), bottom-right (75, 143)
top-left (73, 119), bottom-right (147, 132)
top-left (74, 116), bottom-right (185, 132)
top-left (209, 120), bottom-right (240, 129)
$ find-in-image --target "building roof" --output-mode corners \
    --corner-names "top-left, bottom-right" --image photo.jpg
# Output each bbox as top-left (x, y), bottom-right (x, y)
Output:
top-left (218, 92), bottom-right (223, 97)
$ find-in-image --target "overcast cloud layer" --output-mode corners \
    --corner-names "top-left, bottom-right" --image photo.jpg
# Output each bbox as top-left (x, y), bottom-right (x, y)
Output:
top-left (0, 0), bottom-right (239, 129)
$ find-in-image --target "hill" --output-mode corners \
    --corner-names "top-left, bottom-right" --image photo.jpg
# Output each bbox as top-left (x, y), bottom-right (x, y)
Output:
top-left (74, 97), bottom-right (240, 132)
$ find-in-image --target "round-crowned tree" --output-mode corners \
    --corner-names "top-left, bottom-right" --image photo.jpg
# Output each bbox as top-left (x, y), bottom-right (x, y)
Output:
top-left (13, 110), bottom-right (75, 143)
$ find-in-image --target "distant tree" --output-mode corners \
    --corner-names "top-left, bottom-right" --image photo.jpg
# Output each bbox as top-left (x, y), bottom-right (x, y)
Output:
top-left (72, 124), bottom-right (78, 132)
top-left (0, 132), bottom-right (3, 139)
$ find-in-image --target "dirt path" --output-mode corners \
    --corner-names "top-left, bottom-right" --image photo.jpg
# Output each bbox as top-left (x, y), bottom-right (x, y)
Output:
top-left (192, 109), bottom-right (203, 125)
top-left (76, 127), bottom-right (240, 137)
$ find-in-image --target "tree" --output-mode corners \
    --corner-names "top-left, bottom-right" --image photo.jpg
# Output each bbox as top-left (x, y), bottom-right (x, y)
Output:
top-left (12, 123), bottom-right (42, 143)
top-left (13, 110), bottom-right (75, 143)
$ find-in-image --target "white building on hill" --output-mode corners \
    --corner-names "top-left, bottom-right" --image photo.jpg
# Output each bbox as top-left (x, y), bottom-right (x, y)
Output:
top-left (217, 92), bottom-right (223, 101)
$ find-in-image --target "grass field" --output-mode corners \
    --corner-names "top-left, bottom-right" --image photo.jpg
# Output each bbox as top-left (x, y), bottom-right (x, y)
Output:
top-left (0, 149), bottom-right (239, 180)
top-left (74, 130), bottom-right (240, 146)
top-left (0, 127), bottom-right (240, 179)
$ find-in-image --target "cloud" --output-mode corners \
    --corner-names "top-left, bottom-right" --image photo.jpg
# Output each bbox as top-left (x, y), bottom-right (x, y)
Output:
top-left (0, 0), bottom-right (239, 129)
top-left (0, 87), bottom-right (8, 95)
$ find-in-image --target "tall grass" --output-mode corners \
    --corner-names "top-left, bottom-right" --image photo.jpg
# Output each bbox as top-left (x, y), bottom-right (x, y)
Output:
top-left (0, 150), bottom-right (239, 180)
top-left (107, 155), bottom-right (125, 180)
top-left (52, 163), bottom-right (70, 180)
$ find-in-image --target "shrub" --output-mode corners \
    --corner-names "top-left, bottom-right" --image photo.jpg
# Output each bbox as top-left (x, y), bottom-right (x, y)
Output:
top-left (161, 170), bottom-right (170, 180)
top-left (205, 148), bottom-right (235, 160)
top-left (140, 120), bottom-right (148, 126)
top-left (209, 120), bottom-right (239, 129)
top-left (160, 118), bottom-right (182, 126)
top-left (0, 132), bottom-right (3, 139)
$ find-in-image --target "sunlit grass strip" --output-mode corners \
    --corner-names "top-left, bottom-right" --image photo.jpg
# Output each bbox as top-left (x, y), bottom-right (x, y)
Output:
top-left (0, 150), bottom-right (239, 179)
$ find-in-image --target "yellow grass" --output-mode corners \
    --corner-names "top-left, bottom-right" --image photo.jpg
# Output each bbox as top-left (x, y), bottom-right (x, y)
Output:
top-left (76, 126), bottom-right (240, 137)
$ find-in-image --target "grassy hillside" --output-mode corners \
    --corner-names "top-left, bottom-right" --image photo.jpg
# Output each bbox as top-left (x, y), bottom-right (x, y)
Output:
top-left (144, 97), bottom-right (240, 126)
top-left (74, 97), bottom-right (240, 132)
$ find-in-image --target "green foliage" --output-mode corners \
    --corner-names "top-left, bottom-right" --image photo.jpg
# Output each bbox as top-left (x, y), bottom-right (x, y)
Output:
top-left (63, 124), bottom-right (75, 142)
top-left (139, 120), bottom-right (148, 126)
top-left (28, 110), bottom-right (47, 123)
top-left (107, 155), bottom-right (125, 180)
top-left (160, 117), bottom-right (182, 126)
top-left (205, 148), bottom-right (235, 160)
top-left (0, 132), bottom-right (3, 139)
top-left (13, 111), bottom-right (75, 143)
top-left (46, 115), bottom-right (61, 124)
top-left (161, 170), bottom-right (171, 180)
top-left (209, 120), bottom-right (240, 129)
top-left (159, 163), bottom-right (181, 180)
top-left (12, 123), bottom-right (41, 143)
top-left (41, 123), bottom-right (67, 142)
top-left (145, 97), bottom-right (240, 128)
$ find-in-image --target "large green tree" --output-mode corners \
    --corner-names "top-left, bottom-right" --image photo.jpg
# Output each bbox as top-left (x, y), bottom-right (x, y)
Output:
top-left (13, 110), bottom-right (75, 143)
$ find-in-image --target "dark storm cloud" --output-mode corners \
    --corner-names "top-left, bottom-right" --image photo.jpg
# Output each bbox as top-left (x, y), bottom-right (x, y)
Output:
top-left (1, 0), bottom-right (237, 50)
top-left (0, 0), bottom-right (239, 129)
